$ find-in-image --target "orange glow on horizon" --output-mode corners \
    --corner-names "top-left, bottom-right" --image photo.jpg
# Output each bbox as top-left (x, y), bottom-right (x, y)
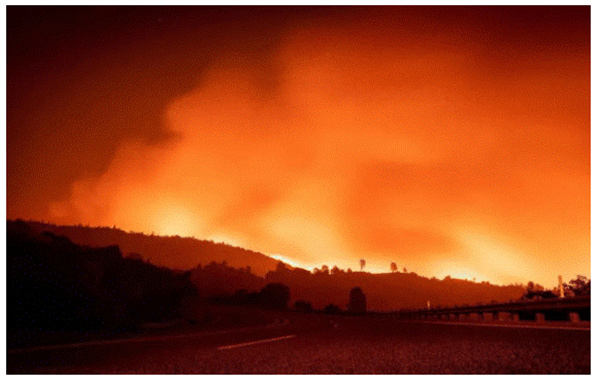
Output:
top-left (153, 205), bottom-right (200, 238)
top-left (8, 7), bottom-right (590, 288)
top-left (269, 254), bottom-right (306, 270)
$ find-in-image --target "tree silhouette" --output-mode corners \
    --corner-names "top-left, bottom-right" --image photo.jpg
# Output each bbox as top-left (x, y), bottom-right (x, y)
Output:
top-left (324, 303), bottom-right (341, 315)
top-left (276, 261), bottom-right (288, 273)
top-left (321, 265), bottom-right (329, 274)
top-left (523, 281), bottom-right (555, 300)
top-left (390, 262), bottom-right (398, 273)
top-left (7, 223), bottom-right (198, 331)
top-left (331, 265), bottom-right (341, 275)
top-left (563, 275), bottom-right (591, 296)
top-left (359, 259), bottom-right (365, 271)
top-left (293, 300), bottom-right (313, 312)
top-left (259, 283), bottom-right (290, 309)
top-left (403, 267), bottom-right (407, 273)
top-left (526, 281), bottom-right (544, 294)
top-left (348, 286), bottom-right (367, 313)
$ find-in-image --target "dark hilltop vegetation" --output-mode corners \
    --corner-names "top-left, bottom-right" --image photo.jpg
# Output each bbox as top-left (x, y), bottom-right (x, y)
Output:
top-left (10, 220), bottom-right (533, 312)
top-left (8, 219), bottom-right (590, 351)
top-left (7, 220), bottom-right (197, 344)
top-left (23, 220), bottom-right (281, 276)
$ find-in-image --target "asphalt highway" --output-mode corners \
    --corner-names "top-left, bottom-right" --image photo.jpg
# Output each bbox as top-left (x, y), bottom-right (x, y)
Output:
top-left (7, 313), bottom-right (590, 374)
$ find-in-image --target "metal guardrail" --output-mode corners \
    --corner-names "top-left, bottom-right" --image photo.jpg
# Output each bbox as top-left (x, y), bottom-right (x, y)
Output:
top-left (383, 295), bottom-right (590, 320)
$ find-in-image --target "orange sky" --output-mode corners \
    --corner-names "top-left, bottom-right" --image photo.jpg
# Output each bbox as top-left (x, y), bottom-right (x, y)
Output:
top-left (7, 7), bottom-right (590, 288)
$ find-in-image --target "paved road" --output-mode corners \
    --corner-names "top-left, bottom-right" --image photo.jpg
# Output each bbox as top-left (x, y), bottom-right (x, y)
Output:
top-left (7, 313), bottom-right (590, 374)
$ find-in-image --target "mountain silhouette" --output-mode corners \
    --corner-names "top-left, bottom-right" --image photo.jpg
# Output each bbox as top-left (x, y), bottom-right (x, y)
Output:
top-left (7, 220), bottom-right (197, 339)
top-left (264, 264), bottom-right (525, 311)
top-left (21, 220), bottom-right (283, 276)
top-left (12, 220), bottom-right (527, 311)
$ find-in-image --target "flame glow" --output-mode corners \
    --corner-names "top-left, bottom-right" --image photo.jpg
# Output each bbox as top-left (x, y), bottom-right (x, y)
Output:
top-left (8, 7), bottom-right (589, 288)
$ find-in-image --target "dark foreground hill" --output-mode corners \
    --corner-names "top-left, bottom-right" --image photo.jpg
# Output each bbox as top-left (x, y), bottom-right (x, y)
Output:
top-left (7, 220), bottom-right (197, 334)
top-left (264, 265), bottom-right (526, 311)
top-left (9, 220), bottom-right (527, 312)
top-left (22, 220), bottom-right (281, 276)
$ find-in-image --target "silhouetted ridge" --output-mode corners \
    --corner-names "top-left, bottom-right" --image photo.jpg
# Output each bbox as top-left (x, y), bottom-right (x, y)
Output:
top-left (20, 220), bottom-right (283, 276)
top-left (265, 263), bottom-right (526, 311)
top-left (10, 220), bottom-right (529, 312)
top-left (7, 220), bottom-right (197, 334)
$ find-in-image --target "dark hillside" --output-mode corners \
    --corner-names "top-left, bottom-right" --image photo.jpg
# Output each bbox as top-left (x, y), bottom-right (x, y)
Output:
top-left (10, 220), bottom-right (527, 312)
top-left (7, 220), bottom-right (197, 336)
top-left (22, 220), bottom-right (282, 276)
top-left (265, 266), bottom-right (525, 311)
top-left (189, 262), bottom-right (266, 297)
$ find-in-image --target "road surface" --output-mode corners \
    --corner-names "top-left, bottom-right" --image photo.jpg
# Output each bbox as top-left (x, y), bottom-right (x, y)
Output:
top-left (7, 313), bottom-right (590, 374)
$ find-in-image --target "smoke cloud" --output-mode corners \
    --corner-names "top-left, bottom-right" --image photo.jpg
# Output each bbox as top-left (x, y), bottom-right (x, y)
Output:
top-left (24, 7), bottom-right (589, 287)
